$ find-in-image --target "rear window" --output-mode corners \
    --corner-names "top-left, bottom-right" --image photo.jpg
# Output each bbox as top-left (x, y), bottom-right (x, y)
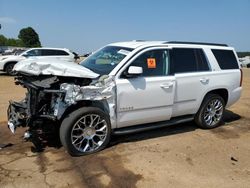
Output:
top-left (211, 49), bottom-right (239, 69)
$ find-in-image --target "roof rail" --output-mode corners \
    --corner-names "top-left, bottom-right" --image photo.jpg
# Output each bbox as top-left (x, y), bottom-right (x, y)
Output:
top-left (165, 41), bottom-right (228, 47)
top-left (132, 40), bottom-right (147, 42)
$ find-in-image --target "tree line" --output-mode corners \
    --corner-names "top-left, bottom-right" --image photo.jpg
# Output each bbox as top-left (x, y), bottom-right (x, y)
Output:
top-left (0, 28), bottom-right (249, 57)
top-left (0, 27), bottom-right (41, 47)
top-left (237, 52), bottom-right (250, 58)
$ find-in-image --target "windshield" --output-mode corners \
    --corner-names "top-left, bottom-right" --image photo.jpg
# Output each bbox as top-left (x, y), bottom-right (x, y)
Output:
top-left (80, 46), bottom-right (132, 75)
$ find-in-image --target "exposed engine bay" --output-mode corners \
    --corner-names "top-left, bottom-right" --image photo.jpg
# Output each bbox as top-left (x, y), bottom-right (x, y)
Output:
top-left (7, 70), bottom-right (116, 150)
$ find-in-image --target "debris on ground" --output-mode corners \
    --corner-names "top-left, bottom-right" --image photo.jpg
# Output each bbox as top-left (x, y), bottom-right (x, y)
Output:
top-left (230, 156), bottom-right (238, 162)
top-left (0, 143), bottom-right (13, 149)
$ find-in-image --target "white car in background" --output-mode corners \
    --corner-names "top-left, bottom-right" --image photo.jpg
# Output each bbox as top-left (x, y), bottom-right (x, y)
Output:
top-left (0, 48), bottom-right (75, 75)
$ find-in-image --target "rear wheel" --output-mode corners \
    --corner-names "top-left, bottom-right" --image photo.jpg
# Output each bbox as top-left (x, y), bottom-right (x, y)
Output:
top-left (195, 94), bottom-right (225, 129)
top-left (60, 107), bottom-right (111, 156)
top-left (5, 63), bottom-right (16, 76)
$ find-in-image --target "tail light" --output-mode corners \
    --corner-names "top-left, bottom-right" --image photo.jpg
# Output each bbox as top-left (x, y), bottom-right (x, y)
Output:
top-left (240, 69), bottom-right (243, 87)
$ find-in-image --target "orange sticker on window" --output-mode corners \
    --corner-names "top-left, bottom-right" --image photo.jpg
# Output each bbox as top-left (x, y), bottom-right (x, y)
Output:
top-left (147, 58), bottom-right (156, 68)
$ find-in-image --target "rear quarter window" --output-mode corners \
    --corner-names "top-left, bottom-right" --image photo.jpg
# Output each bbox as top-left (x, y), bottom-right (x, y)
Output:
top-left (55, 50), bottom-right (69, 55)
top-left (211, 49), bottom-right (239, 69)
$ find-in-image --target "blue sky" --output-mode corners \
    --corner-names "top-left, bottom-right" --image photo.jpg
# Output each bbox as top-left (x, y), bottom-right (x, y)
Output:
top-left (0, 0), bottom-right (249, 53)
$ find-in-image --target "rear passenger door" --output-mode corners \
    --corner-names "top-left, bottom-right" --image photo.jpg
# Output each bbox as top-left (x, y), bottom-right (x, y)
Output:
top-left (170, 48), bottom-right (211, 117)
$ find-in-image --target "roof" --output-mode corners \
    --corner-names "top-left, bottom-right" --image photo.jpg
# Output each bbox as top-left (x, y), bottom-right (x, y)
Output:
top-left (109, 40), bottom-right (231, 49)
top-left (110, 41), bottom-right (166, 49)
top-left (29, 47), bottom-right (70, 51)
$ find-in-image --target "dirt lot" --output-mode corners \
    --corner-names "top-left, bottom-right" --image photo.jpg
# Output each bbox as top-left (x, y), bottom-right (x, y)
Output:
top-left (0, 69), bottom-right (249, 188)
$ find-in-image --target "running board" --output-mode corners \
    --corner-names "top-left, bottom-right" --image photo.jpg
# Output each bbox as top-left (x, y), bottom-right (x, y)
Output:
top-left (113, 115), bottom-right (194, 135)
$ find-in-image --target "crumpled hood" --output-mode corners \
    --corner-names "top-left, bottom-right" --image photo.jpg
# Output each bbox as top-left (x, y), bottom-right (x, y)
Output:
top-left (13, 59), bottom-right (99, 79)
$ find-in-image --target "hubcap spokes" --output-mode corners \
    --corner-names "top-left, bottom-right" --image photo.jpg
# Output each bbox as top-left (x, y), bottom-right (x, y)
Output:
top-left (204, 99), bottom-right (223, 126)
top-left (71, 114), bottom-right (107, 152)
top-left (7, 65), bottom-right (14, 73)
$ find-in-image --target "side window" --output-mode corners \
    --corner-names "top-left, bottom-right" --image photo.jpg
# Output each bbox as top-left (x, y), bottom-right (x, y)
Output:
top-left (211, 49), bottom-right (239, 69)
top-left (41, 49), bottom-right (69, 56)
top-left (55, 50), bottom-right (69, 55)
top-left (195, 49), bottom-right (210, 71)
top-left (170, 48), bottom-right (210, 74)
top-left (41, 49), bottom-right (57, 56)
top-left (128, 49), bottom-right (169, 77)
top-left (171, 48), bottom-right (197, 73)
top-left (26, 49), bottom-right (41, 56)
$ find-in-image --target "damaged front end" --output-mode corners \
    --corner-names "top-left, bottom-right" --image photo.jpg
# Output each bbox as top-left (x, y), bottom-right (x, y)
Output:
top-left (8, 74), bottom-right (90, 132)
top-left (7, 61), bottom-right (117, 150)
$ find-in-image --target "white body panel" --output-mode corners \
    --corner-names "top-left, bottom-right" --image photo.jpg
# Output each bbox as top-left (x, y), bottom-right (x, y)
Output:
top-left (172, 72), bottom-right (210, 117)
top-left (171, 70), bottom-right (242, 118)
top-left (0, 55), bottom-right (26, 70)
top-left (116, 76), bottom-right (175, 127)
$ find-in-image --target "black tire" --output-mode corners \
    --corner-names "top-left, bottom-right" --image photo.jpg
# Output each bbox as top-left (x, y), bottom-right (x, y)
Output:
top-left (195, 94), bottom-right (225, 129)
top-left (60, 107), bottom-right (111, 156)
top-left (5, 63), bottom-right (16, 76)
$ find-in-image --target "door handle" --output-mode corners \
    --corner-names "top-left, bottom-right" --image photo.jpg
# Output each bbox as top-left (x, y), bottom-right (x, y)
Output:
top-left (160, 82), bottom-right (174, 89)
top-left (200, 78), bottom-right (209, 84)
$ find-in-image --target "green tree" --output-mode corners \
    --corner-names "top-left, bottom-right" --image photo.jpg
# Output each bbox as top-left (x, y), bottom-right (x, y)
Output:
top-left (237, 52), bottom-right (250, 58)
top-left (0, 35), bottom-right (24, 47)
top-left (7, 38), bottom-right (23, 47)
top-left (18, 27), bottom-right (41, 47)
top-left (0, 34), bottom-right (7, 46)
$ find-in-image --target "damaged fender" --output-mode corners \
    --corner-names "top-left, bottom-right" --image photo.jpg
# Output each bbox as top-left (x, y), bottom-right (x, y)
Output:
top-left (57, 75), bottom-right (117, 128)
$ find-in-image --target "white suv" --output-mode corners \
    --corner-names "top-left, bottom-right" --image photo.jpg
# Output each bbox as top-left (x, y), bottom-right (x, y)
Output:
top-left (0, 48), bottom-right (75, 75)
top-left (7, 41), bottom-right (242, 156)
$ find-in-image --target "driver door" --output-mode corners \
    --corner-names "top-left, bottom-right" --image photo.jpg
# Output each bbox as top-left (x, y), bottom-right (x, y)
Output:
top-left (116, 48), bottom-right (176, 128)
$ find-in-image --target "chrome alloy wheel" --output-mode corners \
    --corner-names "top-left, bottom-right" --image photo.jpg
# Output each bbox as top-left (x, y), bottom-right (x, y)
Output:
top-left (6, 64), bottom-right (15, 75)
top-left (203, 99), bottom-right (223, 126)
top-left (71, 114), bottom-right (108, 153)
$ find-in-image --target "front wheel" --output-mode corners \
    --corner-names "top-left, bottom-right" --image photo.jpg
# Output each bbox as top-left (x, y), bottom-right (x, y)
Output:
top-left (5, 63), bottom-right (16, 76)
top-left (60, 107), bottom-right (111, 156)
top-left (195, 94), bottom-right (225, 129)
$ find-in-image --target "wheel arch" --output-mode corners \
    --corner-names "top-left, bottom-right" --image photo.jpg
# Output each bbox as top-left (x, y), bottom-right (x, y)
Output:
top-left (59, 100), bottom-right (110, 122)
top-left (195, 88), bottom-right (227, 129)
top-left (3, 61), bottom-right (18, 71)
top-left (197, 88), bottom-right (228, 113)
top-left (205, 88), bottom-right (229, 105)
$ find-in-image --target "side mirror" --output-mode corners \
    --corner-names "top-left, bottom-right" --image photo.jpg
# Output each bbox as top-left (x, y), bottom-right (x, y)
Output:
top-left (124, 66), bottom-right (143, 78)
top-left (128, 66), bottom-right (143, 75)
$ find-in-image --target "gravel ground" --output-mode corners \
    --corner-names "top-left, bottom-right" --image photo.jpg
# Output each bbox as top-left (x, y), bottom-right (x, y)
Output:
top-left (0, 69), bottom-right (249, 188)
